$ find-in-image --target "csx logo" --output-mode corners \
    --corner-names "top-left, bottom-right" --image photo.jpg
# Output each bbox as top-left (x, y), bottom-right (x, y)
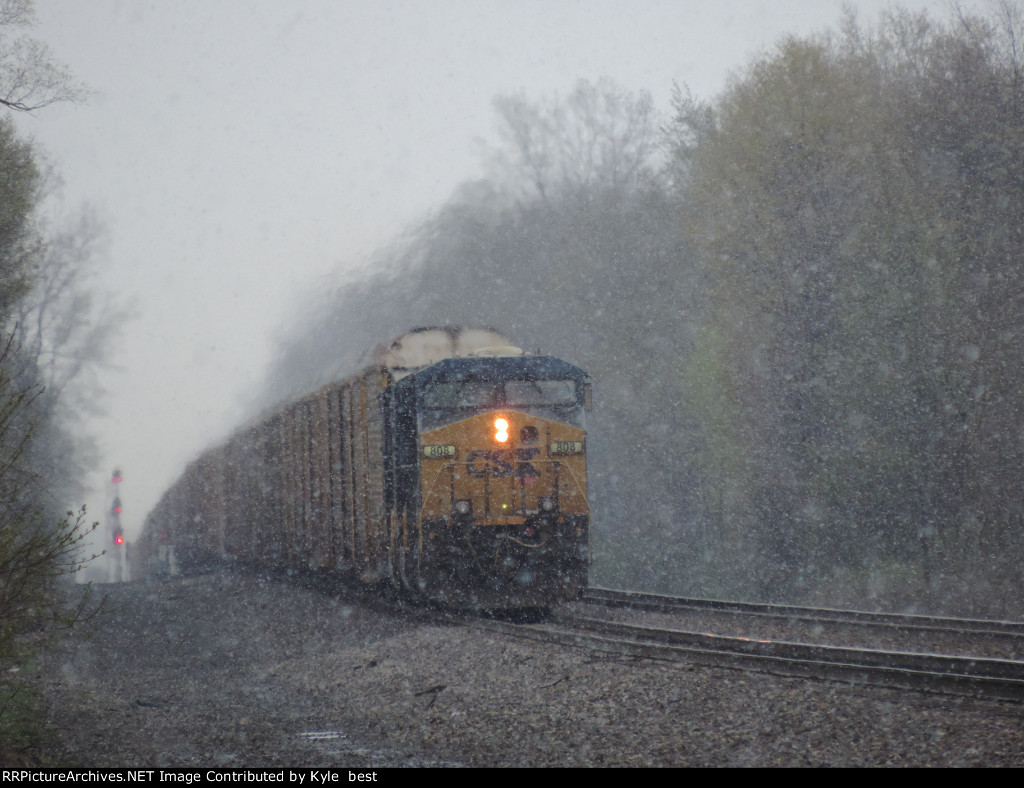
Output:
top-left (466, 449), bottom-right (541, 479)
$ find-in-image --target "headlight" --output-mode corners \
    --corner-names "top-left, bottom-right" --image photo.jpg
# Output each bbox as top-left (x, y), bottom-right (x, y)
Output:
top-left (454, 500), bottom-right (472, 516)
top-left (494, 417), bottom-right (509, 443)
top-left (538, 497), bottom-right (556, 512)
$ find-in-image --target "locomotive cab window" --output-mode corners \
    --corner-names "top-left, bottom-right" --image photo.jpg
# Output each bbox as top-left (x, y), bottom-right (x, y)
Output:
top-left (421, 381), bottom-right (498, 409)
top-left (419, 377), bottom-right (584, 429)
top-left (420, 380), bottom-right (499, 429)
top-left (504, 379), bottom-right (576, 406)
top-left (501, 378), bottom-right (585, 427)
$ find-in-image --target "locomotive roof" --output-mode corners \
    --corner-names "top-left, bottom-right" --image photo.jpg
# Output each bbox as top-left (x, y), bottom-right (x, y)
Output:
top-left (374, 326), bottom-right (514, 380)
top-left (392, 354), bottom-right (587, 389)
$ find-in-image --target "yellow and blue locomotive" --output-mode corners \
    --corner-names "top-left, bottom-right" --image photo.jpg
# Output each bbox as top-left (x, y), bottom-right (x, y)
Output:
top-left (135, 327), bottom-right (592, 609)
top-left (384, 348), bottom-right (591, 607)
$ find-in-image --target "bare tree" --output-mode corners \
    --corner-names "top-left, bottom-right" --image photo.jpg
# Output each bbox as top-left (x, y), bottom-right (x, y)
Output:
top-left (11, 200), bottom-right (118, 406)
top-left (488, 78), bottom-right (663, 205)
top-left (0, 0), bottom-right (87, 113)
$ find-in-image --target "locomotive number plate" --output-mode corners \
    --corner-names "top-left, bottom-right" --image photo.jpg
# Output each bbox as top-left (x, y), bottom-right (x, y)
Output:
top-left (549, 440), bottom-right (584, 455)
top-left (422, 444), bottom-right (457, 459)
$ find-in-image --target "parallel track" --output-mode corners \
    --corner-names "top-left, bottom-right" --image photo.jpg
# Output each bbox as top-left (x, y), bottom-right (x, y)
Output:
top-left (584, 587), bottom-right (1024, 639)
top-left (468, 589), bottom-right (1024, 702)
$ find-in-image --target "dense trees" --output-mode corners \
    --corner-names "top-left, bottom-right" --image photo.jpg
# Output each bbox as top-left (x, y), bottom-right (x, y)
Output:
top-left (674, 6), bottom-right (1024, 610)
top-left (0, 0), bottom-right (102, 753)
top-left (0, 119), bottom-right (38, 320)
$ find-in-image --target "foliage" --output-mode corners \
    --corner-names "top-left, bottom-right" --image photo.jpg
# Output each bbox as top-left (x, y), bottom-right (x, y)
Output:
top-left (0, 0), bottom-right (105, 752)
top-left (0, 676), bottom-right (49, 765)
top-left (0, 329), bottom-right (101, 645)
top-left (673, 4), bottom-right (1024, 610)
top-left (0, 116), bottom-right (38, 322)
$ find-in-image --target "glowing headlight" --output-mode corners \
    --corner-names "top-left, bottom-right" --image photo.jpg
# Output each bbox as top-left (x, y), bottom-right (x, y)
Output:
top-left (494, 417), bottom-right (509, 443)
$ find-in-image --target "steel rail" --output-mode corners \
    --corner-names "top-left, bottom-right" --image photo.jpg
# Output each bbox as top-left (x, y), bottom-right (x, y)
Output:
top-left (471, 614), bottom-right (1024, 702)
top-left (584, 587), bottom-right (1024, 639)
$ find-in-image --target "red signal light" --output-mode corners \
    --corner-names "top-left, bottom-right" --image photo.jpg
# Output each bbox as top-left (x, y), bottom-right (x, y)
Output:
top-left (114, 531), bottom-right (124, 546)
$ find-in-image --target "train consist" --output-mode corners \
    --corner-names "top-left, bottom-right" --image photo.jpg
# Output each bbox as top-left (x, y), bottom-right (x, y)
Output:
top-left (134, 327), bottom-right (592, 608)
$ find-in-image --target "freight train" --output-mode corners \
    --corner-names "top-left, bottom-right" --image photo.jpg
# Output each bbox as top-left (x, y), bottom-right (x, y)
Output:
top-left (134, 327), bottom-right (592, 608)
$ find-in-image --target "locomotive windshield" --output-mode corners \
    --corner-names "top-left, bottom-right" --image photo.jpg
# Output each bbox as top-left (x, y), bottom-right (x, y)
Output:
top-left (504, 379), bottom-right (576, 406)
top-left (419, 377), bottom-right (583, 429)
top-left (421, 381), bottom-right (498, 409)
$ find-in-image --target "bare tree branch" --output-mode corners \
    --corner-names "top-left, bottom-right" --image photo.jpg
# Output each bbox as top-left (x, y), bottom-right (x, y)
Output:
top-left (0, 0), bottom-right (88, 113)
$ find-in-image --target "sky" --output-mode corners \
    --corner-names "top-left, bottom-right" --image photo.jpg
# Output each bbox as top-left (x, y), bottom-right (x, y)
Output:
top-left (16, 0), bottom-right (984, 543)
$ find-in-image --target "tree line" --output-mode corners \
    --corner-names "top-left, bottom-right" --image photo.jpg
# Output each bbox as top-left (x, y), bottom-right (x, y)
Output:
top-left (0, 0), bottom-right (110, 757)
top-left (674, 2), bottom-right (1024, 612)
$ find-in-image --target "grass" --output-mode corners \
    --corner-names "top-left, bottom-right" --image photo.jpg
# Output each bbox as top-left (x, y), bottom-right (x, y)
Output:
top-left (0, 673), bottom-right (51, 766)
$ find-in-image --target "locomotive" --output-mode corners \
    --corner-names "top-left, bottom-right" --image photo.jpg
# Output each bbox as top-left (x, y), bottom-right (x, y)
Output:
top-left (134, 327), bottom-right (592, 608)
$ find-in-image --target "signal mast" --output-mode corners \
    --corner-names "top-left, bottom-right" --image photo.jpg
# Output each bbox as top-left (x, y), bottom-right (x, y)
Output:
top-left (109, 467), bottom-right (127, 582)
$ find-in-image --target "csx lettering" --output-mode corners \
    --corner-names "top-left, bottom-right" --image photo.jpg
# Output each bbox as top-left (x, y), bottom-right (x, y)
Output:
top-left (467, 449), bottom-right (544, 478)
top-left (467, 449), bottom-right (514, 477)
top-left (515, 447), bottom-right (541, 479)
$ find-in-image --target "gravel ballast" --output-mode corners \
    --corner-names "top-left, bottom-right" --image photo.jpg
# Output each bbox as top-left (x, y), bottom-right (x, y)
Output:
top-left (29, 571), bottom-right (1024, 767)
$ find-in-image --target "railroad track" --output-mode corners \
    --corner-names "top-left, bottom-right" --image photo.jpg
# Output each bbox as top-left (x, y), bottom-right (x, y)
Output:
top-left (583, 587), bottom-right (1024, 639)
top-left (468, 589), bottom-right (1024, 702)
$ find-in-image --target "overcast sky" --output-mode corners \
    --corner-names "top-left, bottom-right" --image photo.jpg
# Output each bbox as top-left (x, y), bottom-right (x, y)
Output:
top-left (18, 0), bottom-right (982, 539)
